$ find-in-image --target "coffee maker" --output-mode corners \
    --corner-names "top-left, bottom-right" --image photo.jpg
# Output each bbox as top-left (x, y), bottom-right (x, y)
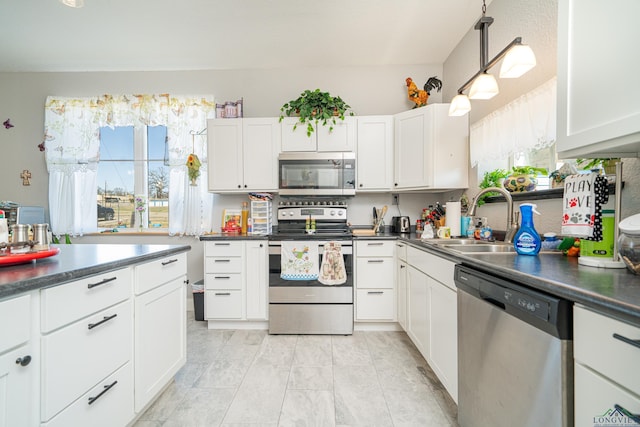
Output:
top-left (392, 216), bottom-right (411, 233)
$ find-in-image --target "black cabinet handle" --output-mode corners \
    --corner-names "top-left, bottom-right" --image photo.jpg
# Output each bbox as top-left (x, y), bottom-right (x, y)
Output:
top-left (367, 291), bottom-right (384, 295)
top-left (87, 276), bottom-right (117, 289)
top-left (237, 184), bottom-right (242, 188)
top-left (214, 259), bottom-right (231, 263)
top-left (614, 404), bottom-right (640, 424)
top-left (215, 292), bottom-right (231, 296)
top-left (214, 276), bottom-right (231, 279)
top-left (161, 258), bottom-right (178, 266)
top-left (613, 333), bottom-right (640, 350)
top-left (244, 185), bottom-right (247, 188)
top-left (359, 183), bottom-right (363, 187)
top-left (367, 259), bottom-right (384, 263)
top-left (88, 314), bottom-right (117, 330)
top-left (15, 355), bottom-right (31, 366)
top-left (400, 265), bottom-right (406, 269)
top-left (215, 242), bottom-right (230, 246)
top-left (88, 381), bottom-right (118, 405)
top-left (367, 242), bottom-right (384, 246)
top-left (259, 243), bottom-right (263, 247)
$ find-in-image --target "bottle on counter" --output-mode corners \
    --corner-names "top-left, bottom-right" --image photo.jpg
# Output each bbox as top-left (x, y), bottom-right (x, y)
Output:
top-left (0, 210), bottom-right (7, 244)
top-left (514, 203), bottom-right (542, 255)
top-left (241, 202), bottom-right (249, 234)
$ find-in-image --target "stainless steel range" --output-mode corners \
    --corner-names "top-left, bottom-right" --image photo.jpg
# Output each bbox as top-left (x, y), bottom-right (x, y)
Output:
top-left (268, 199), bottom-right (353, 335)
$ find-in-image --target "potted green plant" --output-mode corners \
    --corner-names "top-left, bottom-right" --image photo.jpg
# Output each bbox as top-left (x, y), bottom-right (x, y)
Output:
top-left (476, 168), bottom-right (509, 205)
top-left (279, 89), bottom-right (353, 137)
top-left (576, 158), bottom-right (620, 175)
top-left (503, 165), bottom-right (548, 192)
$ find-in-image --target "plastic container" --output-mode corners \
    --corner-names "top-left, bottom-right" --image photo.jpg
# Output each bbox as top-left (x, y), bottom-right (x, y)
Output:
top-left (618, 213), bottom-right (640, 274)
top-left (514, 203), bottom-right (541, 255)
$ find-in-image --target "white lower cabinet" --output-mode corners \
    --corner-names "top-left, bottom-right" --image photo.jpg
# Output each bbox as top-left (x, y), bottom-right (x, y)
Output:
top-left (574, 304), bottom-right (640, 425)
top-left (405, 245), bottom-right (458, 403)
top-left (355, 241), bottom-right (396, 322)
top-left (0, 293), bottom-right (37, 427)
top-left (396, 242), bottom-right (408, 331)
top-left (133, 254), bottom-right (187, 412)
top-left (204, 240), bottom-right (268, 324)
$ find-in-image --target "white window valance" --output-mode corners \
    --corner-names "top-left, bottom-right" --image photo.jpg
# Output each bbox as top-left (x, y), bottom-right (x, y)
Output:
top-left (44, 94), bottom-right (216, 236)
top-left (469, 77), bottom-right (557, 167)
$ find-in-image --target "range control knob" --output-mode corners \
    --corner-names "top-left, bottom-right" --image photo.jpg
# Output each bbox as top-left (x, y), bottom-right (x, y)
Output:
top-left (337, 211), bottom-right (344, 216)
top-left (330, 210), bottom-right (336, 216)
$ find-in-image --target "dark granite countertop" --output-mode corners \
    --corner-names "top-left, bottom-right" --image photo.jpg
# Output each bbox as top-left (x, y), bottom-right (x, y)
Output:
top-left (199, 234), bottom-right (268, 241)
top-left (401, 236), bottom-right (640, 326)
top-left (0, 244), bottom-right (191, 300)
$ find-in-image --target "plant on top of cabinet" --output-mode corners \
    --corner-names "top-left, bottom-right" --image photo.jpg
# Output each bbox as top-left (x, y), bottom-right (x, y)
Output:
top-left (279, 89), bottom-right (353, 136)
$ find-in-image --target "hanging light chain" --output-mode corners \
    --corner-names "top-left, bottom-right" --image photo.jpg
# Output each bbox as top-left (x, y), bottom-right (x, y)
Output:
top-left (482, 0), bottom-right (487, 16)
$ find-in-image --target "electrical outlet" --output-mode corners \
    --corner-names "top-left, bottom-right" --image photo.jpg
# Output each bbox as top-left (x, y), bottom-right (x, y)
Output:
top-left (392, 194), bottom-right (399, 205)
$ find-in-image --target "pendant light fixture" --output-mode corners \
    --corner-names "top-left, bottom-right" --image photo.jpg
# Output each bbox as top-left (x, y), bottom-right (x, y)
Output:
top-left (60, 0), bottom-right (84, 7)
top-left (448, 0), bottom-right (536, 116)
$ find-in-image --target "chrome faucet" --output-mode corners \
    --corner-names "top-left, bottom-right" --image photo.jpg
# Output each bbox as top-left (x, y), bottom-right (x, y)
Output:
top-left (468, 187), bottom-right (519, 243)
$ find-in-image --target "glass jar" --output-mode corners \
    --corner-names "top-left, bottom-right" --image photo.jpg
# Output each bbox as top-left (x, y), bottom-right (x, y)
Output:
top-left (618, 213), bottom-right (640, 274)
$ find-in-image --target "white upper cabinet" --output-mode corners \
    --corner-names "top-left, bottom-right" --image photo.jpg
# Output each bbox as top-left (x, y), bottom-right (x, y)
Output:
top-left (207, 118), bottom-right (281, 192)
top-left (281, 117), bottom-right (356, 152)
top-left (556, 0), bottom-right (640, 158)
top-left (356, 116), bottom-right (394, 192)
top-left (393, 104), bottom-right (468, 191)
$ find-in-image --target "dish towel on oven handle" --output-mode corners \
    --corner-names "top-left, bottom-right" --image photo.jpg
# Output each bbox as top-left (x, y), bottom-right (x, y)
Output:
top-left (319, 241), bottom-right (347, 285)
top-left (561, 172), bottom-right (609, 240)
top-left (280, 241), bottom-right (319, 280)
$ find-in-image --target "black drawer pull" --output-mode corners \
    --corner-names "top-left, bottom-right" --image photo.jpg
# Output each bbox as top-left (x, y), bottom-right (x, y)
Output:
top-left (161, 258), bottom-right (178, 266)
top-left (368, 291), bottom-right (384, 295)
top-left (214, 276), bottom-right (231, 279)
top-left (88, 381), bottom-right (118, 405)
top-left (214, 259), bottom-right (231, 263)
top-left (88, 314), bottom-right (117, 330)
top-left (613, 333), bottom-right (640, 350)
top-left (367, 259), bottom-right (384, 263)
top-left (215, 242), bottom-right (231, 246)
top-left (87, 276), bottom-right (117, 289)
top-left (615, 404), bottom-right (640, 424)
top-left (367, 243), bottom-right (384, 246)
top-left (215, 292), bottom-right (231, 296)
top-left (15, 355), bottom-right (31, 366)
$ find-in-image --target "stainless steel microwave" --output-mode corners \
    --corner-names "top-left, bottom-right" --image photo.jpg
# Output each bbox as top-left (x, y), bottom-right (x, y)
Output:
top-left (278, 152), bottom-right (356, 196)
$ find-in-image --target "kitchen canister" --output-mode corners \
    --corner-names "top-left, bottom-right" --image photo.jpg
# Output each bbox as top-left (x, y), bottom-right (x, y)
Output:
top-left (11, 224), bottom-right (30, 243)
top-left (32, 223), bottom-right (50, 250)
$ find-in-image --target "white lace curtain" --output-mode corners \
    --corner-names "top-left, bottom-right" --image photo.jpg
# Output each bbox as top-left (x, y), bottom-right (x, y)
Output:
top-left (44, 94), bottom-right (216, 236)
top-left (470, 77), bottom-right (557, 167)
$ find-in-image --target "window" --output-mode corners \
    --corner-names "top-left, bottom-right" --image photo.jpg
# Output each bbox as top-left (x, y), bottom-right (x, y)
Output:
top-left (98, 125), bottom-right (169, 229)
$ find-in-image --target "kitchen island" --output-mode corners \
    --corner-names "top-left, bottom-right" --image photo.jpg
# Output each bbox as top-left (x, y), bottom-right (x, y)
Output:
top-left (0, 243), bottom-right (190, 427)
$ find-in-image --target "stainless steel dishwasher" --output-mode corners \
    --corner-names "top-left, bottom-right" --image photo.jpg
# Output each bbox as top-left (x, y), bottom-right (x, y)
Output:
top-left (455, 265), bottom-right (573, 427)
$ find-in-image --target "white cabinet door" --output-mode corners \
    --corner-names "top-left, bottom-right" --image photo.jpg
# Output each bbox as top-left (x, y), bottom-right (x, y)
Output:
top-left (397, 260), bottom-right (408, 331)
top-left (207, 119), bottom-right (244, 191)
top-left (134, 276), bottom-right (186, 412)
top-left (317, 117), bottom-right (356, 152)
top-left (356, 116), bottom-right (393, 191)
top-left (557, 0), bottom-right (640, 158)
top-left (280, 117), bottom-right (316, 152)
top-left (0, 344), bottom-right (35, 427)
top-left (407, 265), bottom-right (429, 357)
top-left (242, 118), bottom-right (281, 191)
top-left (245, 241), bottom-right (268, 320)
top-left (428, 277), bottom-right (458, 403)
top-left (393, 104), bottom-right (468, 190)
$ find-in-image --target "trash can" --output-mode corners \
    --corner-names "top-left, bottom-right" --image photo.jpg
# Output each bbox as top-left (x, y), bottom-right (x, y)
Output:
top-left (192, 280), bottom-right (205, 321)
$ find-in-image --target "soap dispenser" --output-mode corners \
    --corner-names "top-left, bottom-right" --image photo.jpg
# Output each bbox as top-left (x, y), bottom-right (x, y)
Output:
top-left (514, 203), bottom-right (541, 255)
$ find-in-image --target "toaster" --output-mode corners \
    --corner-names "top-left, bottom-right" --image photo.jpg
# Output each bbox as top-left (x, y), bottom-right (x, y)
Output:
top-left (392, 216), bottom-right (411, 233)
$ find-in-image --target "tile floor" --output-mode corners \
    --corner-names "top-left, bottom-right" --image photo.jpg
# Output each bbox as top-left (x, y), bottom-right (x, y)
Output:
top-left (133, 313), bottom-right (458, 427)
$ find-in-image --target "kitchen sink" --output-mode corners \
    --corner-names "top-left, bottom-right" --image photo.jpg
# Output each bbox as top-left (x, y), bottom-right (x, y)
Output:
top-left (432, 238), bottom-right (493, 245)
top-left (442, 244), bottom-right (517, 253)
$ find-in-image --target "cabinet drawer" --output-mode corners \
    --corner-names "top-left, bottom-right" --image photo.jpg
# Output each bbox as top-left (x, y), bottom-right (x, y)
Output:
top-left (0, 294), bottom-right (31, 354)
top-left (42, 361), bottom-right (133, 427)
top-left (396, 242), bottom-right (408, 262)
top-left (356, 258), bottom-right (394, 289)
top-left (134, 253), bottom-right (186, 295)
top-left (205, 241), bottom-right (243, 257)
top-left (205, 290), bottom-right (242, 319)
top-left (41, 268), bottom-right (131, 333)
top-left (205, 273), bottom-right (242, 290)
top-left (356, 289), bottom-right (395, 321)
top-left (205, 256), bottom-right (243, 273)
top-left (575, 363), bottom-right (640, 427)
top-left (41, 300), bottom-right (132, 421)
top-left (574, 305), bottom-right (640, 396)
top-left (356, 240), bottom-right (395, 257)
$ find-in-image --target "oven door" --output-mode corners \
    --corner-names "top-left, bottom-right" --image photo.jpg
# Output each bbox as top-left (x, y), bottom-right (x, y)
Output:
top-left (278, 152), bottom-right (356, 196)
top-left (268, 240), bottom-right (354, 334)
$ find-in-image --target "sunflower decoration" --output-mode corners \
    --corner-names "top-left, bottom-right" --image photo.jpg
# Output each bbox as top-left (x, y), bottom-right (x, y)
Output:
top-left (186, 153), bottom-right (201, 185)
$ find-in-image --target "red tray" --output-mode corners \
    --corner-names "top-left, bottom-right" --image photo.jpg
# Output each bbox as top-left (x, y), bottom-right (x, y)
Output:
top-left (0, 248), bottom-right (60, 266)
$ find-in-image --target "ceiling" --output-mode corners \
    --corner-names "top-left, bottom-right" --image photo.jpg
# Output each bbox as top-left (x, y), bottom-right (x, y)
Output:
top-left (0, 0), bottom-right (490, 72)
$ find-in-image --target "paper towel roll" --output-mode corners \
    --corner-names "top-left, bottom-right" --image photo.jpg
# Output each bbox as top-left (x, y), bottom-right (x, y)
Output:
top-left (446, 202), bottom-right (462, 237)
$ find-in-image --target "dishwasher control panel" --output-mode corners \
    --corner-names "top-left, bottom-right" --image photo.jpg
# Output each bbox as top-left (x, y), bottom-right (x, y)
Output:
top-left (503, 289), bottom-right (550, 321)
